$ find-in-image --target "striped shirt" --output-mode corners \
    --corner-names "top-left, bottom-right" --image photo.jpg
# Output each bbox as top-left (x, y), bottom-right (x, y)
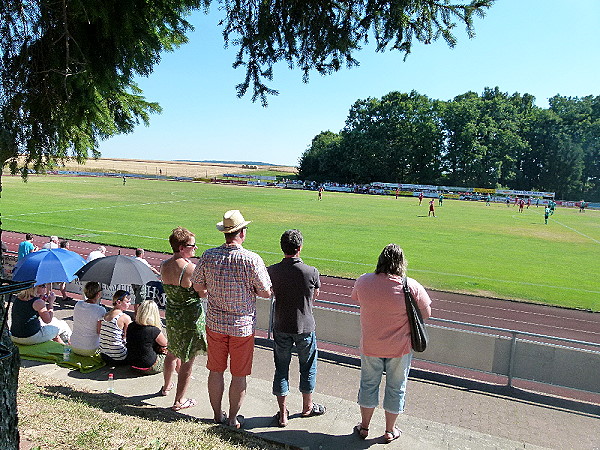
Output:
top-left (192, 243), bottom-right (271, 337)
top-left (99, 312), bottom-right (127, 360)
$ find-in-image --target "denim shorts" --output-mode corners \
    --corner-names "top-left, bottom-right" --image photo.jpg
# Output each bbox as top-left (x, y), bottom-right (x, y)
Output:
top-left (358, 353), bottom-right (412, 414)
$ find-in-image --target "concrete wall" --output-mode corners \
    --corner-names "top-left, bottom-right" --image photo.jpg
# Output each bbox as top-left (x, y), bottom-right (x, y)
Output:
top-left (256, 297), bottom-right (600, 394)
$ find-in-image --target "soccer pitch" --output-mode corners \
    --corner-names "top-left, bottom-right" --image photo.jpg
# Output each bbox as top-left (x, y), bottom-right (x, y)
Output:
top-left (3, 175), bottom-right (599, 311)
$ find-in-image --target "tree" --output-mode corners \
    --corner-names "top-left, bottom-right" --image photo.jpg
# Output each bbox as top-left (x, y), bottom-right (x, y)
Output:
top-left (0, 1), bottom-right (204, 447)
top-left (438, 88), bottom-right (532, 188)
top-left (298, 131), bottom-right (343, 182)
top-left (341, 91), bottom-right (442, 183)
top-left (0, 1), bottom-right (494, 447)
top-left (548, 95), bottom-right (600, 200)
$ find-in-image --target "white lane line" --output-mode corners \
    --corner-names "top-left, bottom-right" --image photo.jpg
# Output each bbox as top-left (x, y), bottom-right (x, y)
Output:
top-left (434, 298), bottom-right (600, 325)
top-left (435, 307), bottom-right (600, 337)
top-left (317, 290), bottom-right (352, 299)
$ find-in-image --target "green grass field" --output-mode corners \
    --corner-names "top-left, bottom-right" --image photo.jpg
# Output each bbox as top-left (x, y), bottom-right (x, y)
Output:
top-left (2, 174), bottom-right (599, 311)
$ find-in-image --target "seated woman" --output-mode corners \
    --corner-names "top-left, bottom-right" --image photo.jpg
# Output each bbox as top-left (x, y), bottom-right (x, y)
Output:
top-left (98, 290), bottom-right (132, 365)
top-left (11, 285), bottom-right (71, 345)
top-left (126, 300), bottom-right (170, 376)
top-left (70, 282), bottom-right (106, 356)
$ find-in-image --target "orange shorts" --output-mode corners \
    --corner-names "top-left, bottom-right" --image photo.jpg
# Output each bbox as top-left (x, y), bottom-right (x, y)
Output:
top-left (206, 328), bottom-right (254, 377)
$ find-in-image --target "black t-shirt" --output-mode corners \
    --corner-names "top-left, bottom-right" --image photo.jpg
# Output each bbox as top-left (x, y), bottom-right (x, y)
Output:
top-left (126, 322), bottom-right (161, 368)
top-left (10, 297), bottom-right (41, 338)
top-left (267, 257), bottom-right (320, 334)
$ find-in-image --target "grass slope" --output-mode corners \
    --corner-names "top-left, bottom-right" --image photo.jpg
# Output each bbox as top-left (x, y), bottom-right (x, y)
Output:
top-left (18, 370), bottom-right (283, 450)
top-left (3, 175), bottom-right (599, 310)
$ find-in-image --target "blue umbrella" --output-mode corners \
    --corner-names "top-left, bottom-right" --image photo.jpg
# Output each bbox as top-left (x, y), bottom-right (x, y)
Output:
top-left (12, 248), bottom-right (86, 286)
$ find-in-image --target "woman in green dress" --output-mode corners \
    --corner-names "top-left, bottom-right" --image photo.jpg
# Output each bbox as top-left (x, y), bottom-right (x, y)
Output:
top-left (160, 226), bottom-right (207, 411)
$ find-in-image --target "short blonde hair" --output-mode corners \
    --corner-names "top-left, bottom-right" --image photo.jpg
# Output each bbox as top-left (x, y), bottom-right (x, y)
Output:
top-left (17, 287), bottom-right (37, 300)
top-left (135, 300), bottom-right (162, 327)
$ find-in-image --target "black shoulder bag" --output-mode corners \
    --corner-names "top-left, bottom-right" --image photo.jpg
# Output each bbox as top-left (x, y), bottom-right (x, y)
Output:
top-left (403, 277), bottom-right (429, 352)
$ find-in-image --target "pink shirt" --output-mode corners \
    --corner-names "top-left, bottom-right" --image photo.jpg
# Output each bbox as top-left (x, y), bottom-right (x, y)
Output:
top-left (351, 274), bottom-right (432, 358)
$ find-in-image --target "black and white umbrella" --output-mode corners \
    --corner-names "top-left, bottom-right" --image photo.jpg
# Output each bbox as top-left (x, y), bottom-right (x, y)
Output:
top-left (74, 255), bottom-right (159, 286)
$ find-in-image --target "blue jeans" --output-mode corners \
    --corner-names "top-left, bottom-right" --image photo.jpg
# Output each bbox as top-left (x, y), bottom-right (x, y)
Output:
top-left (358, 353), bottom-right (412, 414)
top-left (272, 331), bottom-right (317, 396)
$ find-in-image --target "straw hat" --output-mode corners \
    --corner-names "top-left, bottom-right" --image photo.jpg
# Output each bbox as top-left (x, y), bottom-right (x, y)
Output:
top-left (216, 210), bottom-right (251, 233)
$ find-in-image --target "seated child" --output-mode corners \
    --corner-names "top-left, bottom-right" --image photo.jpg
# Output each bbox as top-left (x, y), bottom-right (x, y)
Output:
top-left (70, 282), bottom-right (106, 356)
top-left (99, 290), bottom-right (132, 365)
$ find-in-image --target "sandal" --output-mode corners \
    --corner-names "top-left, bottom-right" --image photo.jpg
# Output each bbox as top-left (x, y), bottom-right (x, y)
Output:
top-left (354, 423), bottom-right (369, 439)
top-left (171, 398), bottom-right (197, 411)
top-left (159, 382), bottom-right (175, 396)
top-left (228, 415), bottom-right (245, 429)
top-left (276, 409), bottom-right (289, 427)
top-left (384, 426), bottom-right (401, 443)
top-left (213, 411), bottom-right (228, 425)
top-left (301, 402), bottom-right (326, 417)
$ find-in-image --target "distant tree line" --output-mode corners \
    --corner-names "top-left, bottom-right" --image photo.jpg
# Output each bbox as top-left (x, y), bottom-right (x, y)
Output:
top-left (298, 88), bottom-right (600, 201)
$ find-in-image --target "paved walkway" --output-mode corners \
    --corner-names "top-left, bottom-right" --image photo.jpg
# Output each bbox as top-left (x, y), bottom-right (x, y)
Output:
top-left (18, 300), bottom-right (600, 450)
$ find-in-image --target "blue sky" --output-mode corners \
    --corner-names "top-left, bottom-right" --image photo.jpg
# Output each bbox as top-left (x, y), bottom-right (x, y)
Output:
top-left (97, 0), bottom-right (600, 167)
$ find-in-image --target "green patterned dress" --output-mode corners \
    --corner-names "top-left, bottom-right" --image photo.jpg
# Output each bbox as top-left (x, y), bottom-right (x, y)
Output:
top-left (163, 284), bottom-right (207, 362)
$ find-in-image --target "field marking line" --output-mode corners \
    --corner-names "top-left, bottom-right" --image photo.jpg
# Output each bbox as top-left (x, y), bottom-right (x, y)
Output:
top-left (411, 267), bottom-right (600, 294)
top-left (2, 199), bottom-right (195, 218)
top-left (5, 217), bottom-right (228, 253)
top-left (549, 217), bottom-right (600, 244)
top-left (530, 210), bottom-right (600, 245)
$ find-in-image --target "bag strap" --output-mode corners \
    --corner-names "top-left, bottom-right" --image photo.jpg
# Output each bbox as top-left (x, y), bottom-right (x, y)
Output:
top-left (402, 276), bottom-right (411, 296)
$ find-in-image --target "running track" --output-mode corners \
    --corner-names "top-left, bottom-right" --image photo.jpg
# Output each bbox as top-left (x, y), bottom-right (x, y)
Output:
top-left (3, 231), bottom-right (598, 345)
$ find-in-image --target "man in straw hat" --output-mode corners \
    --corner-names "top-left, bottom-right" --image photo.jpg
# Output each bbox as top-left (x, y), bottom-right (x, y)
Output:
top-left (192, 210), bottom-right (271, 428)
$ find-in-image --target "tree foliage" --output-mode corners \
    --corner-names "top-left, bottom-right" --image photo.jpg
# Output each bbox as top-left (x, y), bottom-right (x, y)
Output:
top-left (222, 0), bottom-right (494, 104)
top-left (298, 88), bottom-right (600, 201)
top-left (0, 0), bottom-right (210, 176)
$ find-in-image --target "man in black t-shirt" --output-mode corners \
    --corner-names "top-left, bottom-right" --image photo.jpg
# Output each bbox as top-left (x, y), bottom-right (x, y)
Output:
top-left (267, 229), bottom-right (325, 427)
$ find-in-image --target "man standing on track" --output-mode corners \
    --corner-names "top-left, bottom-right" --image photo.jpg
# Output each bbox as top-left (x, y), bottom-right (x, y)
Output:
top-left (268, 229), bottom-right (325, 427)
top-left (18, 234), bottom-right (37, 260)
top-left (192, 210), bottom-right (271, 429)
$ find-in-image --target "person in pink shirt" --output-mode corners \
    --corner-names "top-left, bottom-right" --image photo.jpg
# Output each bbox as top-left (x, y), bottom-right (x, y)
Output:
top-left (351, 244), bottom-right (431, 443)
